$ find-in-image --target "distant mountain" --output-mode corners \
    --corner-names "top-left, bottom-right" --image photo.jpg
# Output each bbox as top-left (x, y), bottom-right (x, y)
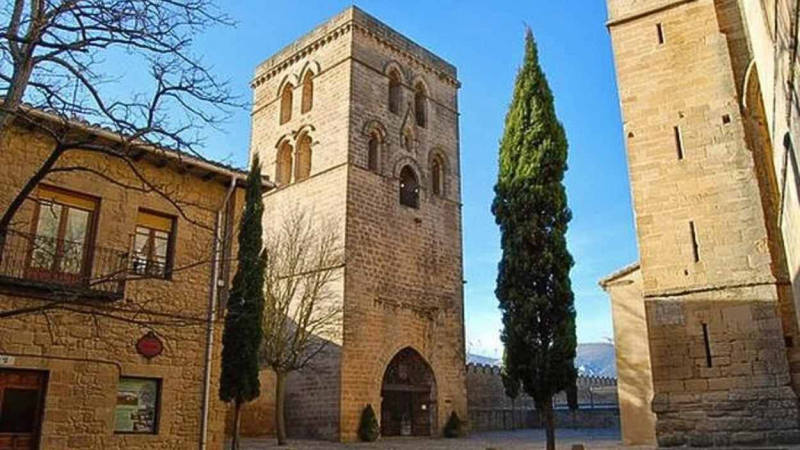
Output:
top-left (467, 342), bottom-right (617, 378)
top-left (575, 342), bottom-right (616, 378)
top-left (467, 353), bottom-right (501, 366)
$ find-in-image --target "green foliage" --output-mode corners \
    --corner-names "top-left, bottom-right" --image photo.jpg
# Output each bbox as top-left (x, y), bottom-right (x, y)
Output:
top-left (444, 411), bottom-right (464, 438)
top-left (501, 349), bottom-right (521, 401)
top-left (358, 404), bottom-right (380, 442)
top-left (566, 380), bottom-right (579, 411)
top-left (491, 29), bottom-right (578, 410)
top-left (219, 156), bottom-right (267, 405)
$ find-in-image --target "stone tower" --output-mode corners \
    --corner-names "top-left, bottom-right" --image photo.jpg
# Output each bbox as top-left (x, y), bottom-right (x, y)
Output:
top-left (606, 0), bottom-right (800, 446)
top-left (248, 7), bottom-right (466, 441)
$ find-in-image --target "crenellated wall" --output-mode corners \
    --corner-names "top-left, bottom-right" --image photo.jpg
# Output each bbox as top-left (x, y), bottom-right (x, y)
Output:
top-left (465, 363), bottom-right (620, 432)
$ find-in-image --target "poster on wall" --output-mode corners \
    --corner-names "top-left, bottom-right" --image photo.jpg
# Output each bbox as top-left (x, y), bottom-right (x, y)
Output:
top-left (114, 378), bottom-right (159, 433)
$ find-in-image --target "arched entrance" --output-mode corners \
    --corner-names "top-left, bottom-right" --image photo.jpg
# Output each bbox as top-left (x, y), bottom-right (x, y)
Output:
top-left (380, 347), bottom-right (437, 437)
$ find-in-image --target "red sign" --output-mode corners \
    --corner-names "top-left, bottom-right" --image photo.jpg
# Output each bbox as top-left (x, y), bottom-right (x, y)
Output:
top-left (136, 332), bottom-right (164, 359)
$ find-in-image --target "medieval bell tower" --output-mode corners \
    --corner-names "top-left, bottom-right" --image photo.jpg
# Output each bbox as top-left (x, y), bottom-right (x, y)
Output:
top-left (248, 7), bottom-right (467, 441)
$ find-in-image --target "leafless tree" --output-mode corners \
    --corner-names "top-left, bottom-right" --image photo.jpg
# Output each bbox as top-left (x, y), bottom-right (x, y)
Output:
top-left (0, 0), bottom-right (243, 336)
top-left (0, 0), bottom-right (240, 230)
top-left (260, 210), bottom-right (344, 446)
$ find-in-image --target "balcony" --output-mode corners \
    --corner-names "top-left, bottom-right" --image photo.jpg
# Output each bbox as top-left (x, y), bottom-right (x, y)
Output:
top-left (0, 229), bottom-right (128, 300)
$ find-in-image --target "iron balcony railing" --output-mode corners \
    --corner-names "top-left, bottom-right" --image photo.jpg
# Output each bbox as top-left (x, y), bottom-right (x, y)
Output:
top-left (0, 229), bottom-right (129, 298)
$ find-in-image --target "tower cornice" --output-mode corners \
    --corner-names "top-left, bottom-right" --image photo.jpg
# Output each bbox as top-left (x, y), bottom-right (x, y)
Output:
top-left (251, 7), bottom-right (460, 89)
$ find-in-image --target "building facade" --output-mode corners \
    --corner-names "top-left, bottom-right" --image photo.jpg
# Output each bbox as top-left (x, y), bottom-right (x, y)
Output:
top-left (0, 111), bottom-right (252, 450)
top-left (248, 6), bottom-right (467, 442)
top-left (604, 0), bottom-right (800, 446)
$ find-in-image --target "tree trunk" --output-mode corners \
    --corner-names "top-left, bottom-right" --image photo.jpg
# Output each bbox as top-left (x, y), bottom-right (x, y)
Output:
top-left (276, 371), bottom-right (287, 446)
top-left (543, 400), bottom-right (555, 450)
top-left (231, 399), bottom-right (242, 450)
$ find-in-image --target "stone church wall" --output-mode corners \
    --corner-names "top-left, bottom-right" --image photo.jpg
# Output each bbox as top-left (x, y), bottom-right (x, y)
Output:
top-left (606, 0), bottom-right (800, 446)
top-left (337, 11), bottom-right (466, 440)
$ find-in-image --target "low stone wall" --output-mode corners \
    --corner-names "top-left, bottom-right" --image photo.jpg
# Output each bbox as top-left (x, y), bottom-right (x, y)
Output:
top-left (469, 408), bottom-right (620, 432)
top-left (466, 363), bottom-right (620, 431)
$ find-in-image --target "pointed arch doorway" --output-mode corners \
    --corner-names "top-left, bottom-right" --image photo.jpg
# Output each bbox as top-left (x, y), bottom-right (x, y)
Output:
top-left (380, 347), bottom-right (437, 437)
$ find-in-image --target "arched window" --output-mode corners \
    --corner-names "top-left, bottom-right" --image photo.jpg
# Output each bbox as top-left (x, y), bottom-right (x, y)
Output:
top-left (414, 83), bottom-right (427, 128)
top-left (280, 83), bottom-right (293, 125)
top-left (276, 142), bottom-right (293, 185)
top-left (431, 155), bottom-right (443, 196)
top-left (368, 134), bottom-right (380, 172)
top-left (399, 166), bottom-right (419, 208)
top-left (301, 72), bottom-right (314, 114)
top-left (295, 134), bottom-right (312, 181)
top-left (388, 70), bottom-right (402, 114)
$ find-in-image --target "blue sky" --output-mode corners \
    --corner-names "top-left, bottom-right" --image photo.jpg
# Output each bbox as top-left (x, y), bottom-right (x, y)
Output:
top-left (139, 1), bottom-right (638, 357)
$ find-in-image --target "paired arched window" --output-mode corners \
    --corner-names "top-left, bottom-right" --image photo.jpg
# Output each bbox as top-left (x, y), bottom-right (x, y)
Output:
top-left (280, 83), bottom-right (293, 125)
top-left (368, 134), bottom-right (380, 172)
top-left (295, 134), bottom-right (312, 181)
top-left (399, 166), bottom-right (419, 209)
top-left (276, 142), bottom-right (293, 185)
top-left (431, 155), bottom-right (444, 196)
top-left (301, 72), bottom-right (314, 114)
top-left (414, 83), bottom-right (427, 128)
top-left (388, 70), bottom-right (402, 114)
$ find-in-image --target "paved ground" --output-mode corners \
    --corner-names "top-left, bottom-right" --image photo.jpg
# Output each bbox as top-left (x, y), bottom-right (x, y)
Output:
top-left (233, 429), bottom-right (641, 449)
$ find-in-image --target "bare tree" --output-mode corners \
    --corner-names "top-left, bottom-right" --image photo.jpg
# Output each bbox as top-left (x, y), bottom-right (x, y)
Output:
top-left (0, 0), bottom-right (239, 230)
top-left (0, 0), bottom-right (243, 331)
top-left (260, 210), bottom-right (344, 446)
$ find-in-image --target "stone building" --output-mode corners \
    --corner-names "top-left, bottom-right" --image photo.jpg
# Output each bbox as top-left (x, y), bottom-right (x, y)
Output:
top-left (247, 6), bottom-right (466, 442)
top-left (0, 109), bottom-right (257, 450)
top-left (603, 0), bottom-right (800, 447)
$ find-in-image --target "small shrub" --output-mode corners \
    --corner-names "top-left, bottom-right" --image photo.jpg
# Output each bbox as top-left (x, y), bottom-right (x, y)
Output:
top-left (444, 411), bottom-right (464, 438)
top-left (358, 404), bottom-right (380, 442)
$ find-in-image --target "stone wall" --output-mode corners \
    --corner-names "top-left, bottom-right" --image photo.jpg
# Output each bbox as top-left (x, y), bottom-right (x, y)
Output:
top-left (469, 409), bottom-right (620, 433)
top-left (606, 0), bottom-right (800, 446)
top-left (465, 363), bottom-right (619, 432)
top-left (338, 8), bottom-right (465, 441)
top-left (739, 0), bottom-right (800, 362)
top-left (600, 264), bottom-right (658, 445)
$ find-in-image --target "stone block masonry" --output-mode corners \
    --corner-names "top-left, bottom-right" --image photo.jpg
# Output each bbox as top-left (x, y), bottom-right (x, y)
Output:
top-left (0, 118), bottom-right (246, 450)
top-left (606, 0), bottom-right (800, 446)
top-left (249, 6), bottom-right (465, 442)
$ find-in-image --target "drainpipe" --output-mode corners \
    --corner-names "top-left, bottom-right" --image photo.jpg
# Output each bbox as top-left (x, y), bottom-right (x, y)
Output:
top-left (200, 177), bottom-right (237, 450)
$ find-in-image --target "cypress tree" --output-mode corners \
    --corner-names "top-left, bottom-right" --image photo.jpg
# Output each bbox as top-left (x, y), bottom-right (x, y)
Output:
top-left (358, 404), bottom-right (380, 442)
top-left (500, 350), bottom-right (521, 431)
top-left (220, 156), bottom-right (266, 450)
top-left (491, 29), bottom-right (577, 450)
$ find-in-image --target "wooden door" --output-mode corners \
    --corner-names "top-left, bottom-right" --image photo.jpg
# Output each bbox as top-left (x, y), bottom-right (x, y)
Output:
top-left (410, 391), bottom-right (432, 437)
top-left (0, 370), bottom-right (47, 450)
top-left (381, 390), bottom-right (412, 437)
